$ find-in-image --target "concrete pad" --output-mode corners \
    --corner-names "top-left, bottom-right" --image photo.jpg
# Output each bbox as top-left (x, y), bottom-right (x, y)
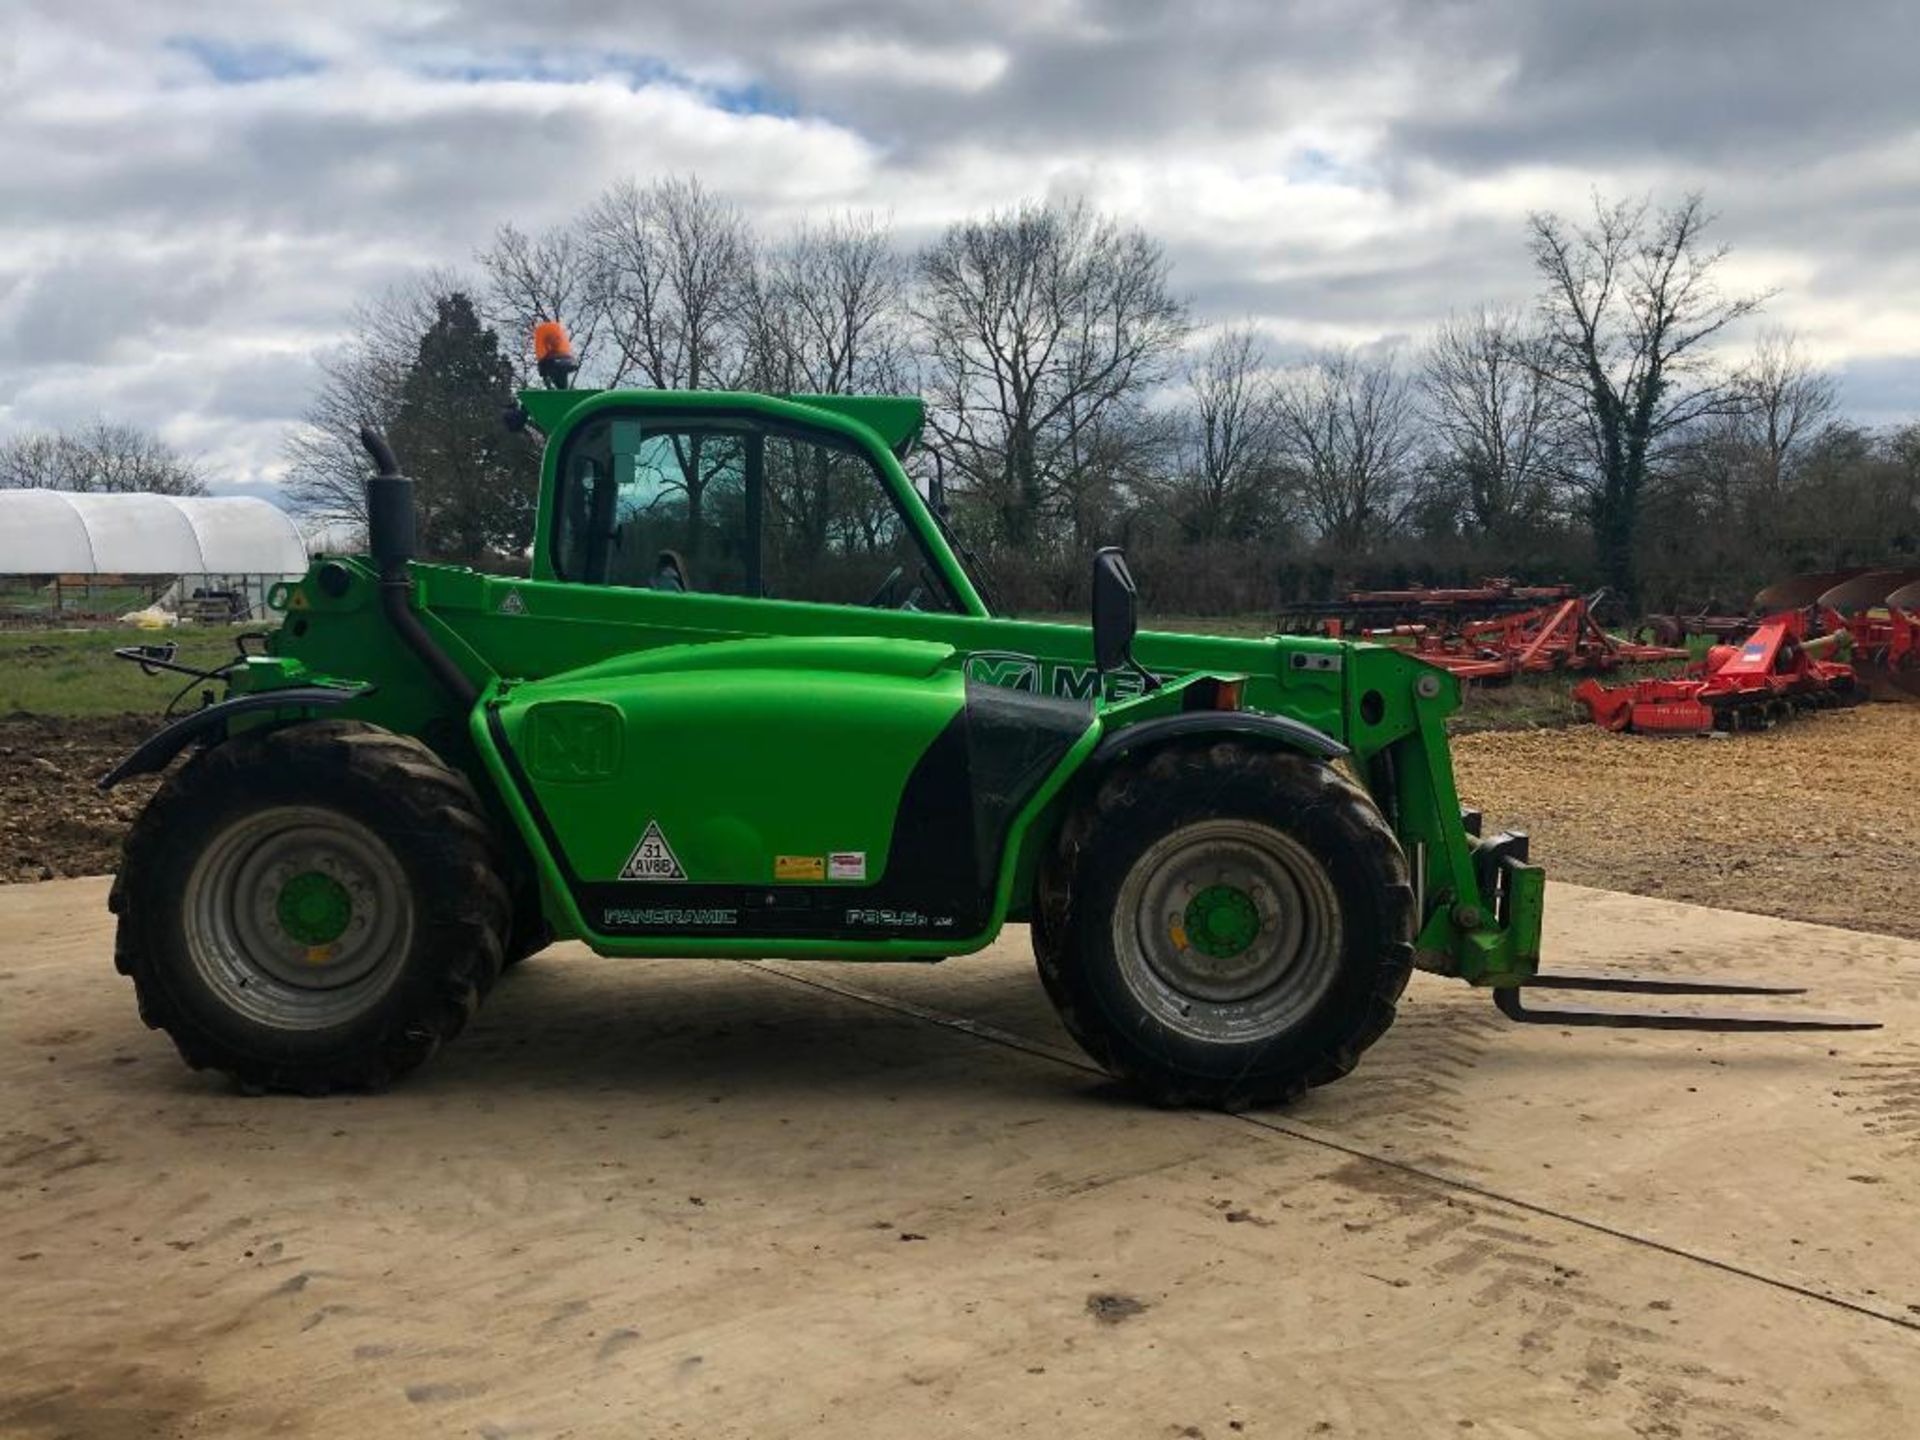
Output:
top-left (3, 876), bottom-right (1918, 1439)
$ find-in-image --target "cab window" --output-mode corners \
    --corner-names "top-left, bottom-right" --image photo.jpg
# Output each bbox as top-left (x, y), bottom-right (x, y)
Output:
top-left (761, 432), bottom-right (935, 608)
top-left (555, 419), bottom-right (750, 594)
top-left (552, 414), bottom-right (953, 611)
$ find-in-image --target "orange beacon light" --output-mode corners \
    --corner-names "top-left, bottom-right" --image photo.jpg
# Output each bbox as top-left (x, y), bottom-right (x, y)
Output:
top-left (533, 320), bottom-right (577, 389)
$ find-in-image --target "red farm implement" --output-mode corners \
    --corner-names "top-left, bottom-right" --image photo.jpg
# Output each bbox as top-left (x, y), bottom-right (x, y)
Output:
top-left (1388, 593), bottom-right (1688, 681)
top-left (1809, 570), bottom-right (1920, 702)
top-left (1572, 609), bottom-right (1862, 734)
top-left (1709, 567), bottom-right (1920, 704)
top-left (1276, 580), bottom-right (1687, 681)
top-left (1274, 578), bottom-right (1574, 635)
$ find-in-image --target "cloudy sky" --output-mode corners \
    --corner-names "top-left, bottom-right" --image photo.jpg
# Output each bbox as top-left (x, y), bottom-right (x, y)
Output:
top-left (3, 0), bottom-right (1916, 501)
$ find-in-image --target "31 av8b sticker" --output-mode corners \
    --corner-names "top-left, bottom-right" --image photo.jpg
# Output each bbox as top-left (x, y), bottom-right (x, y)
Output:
top-left (620, 820), bottom-right (686, 881)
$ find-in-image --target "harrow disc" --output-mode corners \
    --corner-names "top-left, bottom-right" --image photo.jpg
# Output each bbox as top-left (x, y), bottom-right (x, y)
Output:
top-left (1753, 568), bottom-right (1867, 612)
top-left (1814, 568), bottom-right (1920, 613)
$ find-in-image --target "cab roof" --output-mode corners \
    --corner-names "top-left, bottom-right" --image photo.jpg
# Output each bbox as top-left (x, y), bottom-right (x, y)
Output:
top-left (517, 389), bottom-right (926, 457)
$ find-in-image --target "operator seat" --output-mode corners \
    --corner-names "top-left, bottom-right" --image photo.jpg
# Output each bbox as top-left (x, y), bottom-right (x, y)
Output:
top-left (652, 550), bottom-right (689, 593)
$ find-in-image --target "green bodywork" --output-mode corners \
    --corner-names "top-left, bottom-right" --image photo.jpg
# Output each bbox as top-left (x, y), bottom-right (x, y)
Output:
top-left (229, 386), bottom-right (1545, 986)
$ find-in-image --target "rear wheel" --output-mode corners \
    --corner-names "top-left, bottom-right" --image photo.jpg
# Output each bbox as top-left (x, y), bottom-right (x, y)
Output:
top-left (1035, 741), bottom-right (1414, 1109)
top-left (110, 720), bottom-right (510, 1093)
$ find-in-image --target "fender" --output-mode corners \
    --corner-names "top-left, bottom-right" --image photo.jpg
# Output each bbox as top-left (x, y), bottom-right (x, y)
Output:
top-left (98, 686), bottom-right (373, 791)
top-left (1087, 709), bottom-right (1348, 776)
top-left (986, 697), bottom-right (1349, 927)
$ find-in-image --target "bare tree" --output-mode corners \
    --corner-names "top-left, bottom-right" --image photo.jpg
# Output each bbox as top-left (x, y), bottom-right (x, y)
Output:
top-left (1527, 192), bottom-right (1769, 601)
top-left (0, 420), bottom-right (208, 495)
top-left (914, 199), bottom-right (1189, 549)
top-left (1271, 349), bottom-right (1418, 554)
top-left (477, 221), bottom-right (614, 386)
top-left (585, 175), bottom-right (756, 391)
top-left (1651, 329), bottom-right (1840, 591)
top-left (1419, 307), bottom-right (1560, 540)
top-left (1167, 325), bottom-right (1285, 543)
top-left (748, 214), bottom-right (909, 396)
top-left (282, 270), bottom-right (463, 531)
top-left (1732, 329), bottom-right (1838, 514)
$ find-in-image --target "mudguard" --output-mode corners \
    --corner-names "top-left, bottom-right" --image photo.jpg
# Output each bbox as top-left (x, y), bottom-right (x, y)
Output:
top-left (1085, 710), bottom-right (1347, 771)
top-left (97, 686), bottom-right (372, 791)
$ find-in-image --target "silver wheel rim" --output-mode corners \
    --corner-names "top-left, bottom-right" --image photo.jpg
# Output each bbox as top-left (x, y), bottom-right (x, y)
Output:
top-left (1112, 818), bottom-right (1344, 1044)
top-left (182, 805), bottom-right (414, 1031)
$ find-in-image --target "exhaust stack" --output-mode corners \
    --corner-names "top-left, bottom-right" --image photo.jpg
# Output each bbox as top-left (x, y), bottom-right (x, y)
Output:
top-left (357, 427), bottom-right (478, 710)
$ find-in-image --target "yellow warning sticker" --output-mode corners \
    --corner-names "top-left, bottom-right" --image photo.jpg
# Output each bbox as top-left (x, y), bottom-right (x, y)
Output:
top-left (775, 855), bottom-right (825, 882)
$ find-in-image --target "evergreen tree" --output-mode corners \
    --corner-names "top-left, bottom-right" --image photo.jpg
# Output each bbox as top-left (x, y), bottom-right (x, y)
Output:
top-left (390, 293), bottom-right (537, 565)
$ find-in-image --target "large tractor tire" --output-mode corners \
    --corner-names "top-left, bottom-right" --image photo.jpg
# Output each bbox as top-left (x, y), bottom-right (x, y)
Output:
top-left (1035, 741), bottom-right (1414, 1110)
top-left (110, 720), bottom-right (511, 1094)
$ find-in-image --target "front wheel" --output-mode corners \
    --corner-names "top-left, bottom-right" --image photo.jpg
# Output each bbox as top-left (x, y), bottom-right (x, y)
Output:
top-left (110, 721), bottom-right (511, 1093)
top-left (1035, 741), bottom-right (1414, 1109)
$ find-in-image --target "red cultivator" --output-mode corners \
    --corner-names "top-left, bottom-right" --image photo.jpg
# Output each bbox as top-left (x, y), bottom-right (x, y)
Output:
top-left (1573, 610), bottom-right (1862, 734)
top-left (1387, 593), bottom-right (1688, 681)
top-left (1277, 580), bottom-right (1687, 681)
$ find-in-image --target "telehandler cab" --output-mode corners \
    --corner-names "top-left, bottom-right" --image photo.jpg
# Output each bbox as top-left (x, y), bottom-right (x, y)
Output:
top-left (100, 329), bottom-right (1873, 1106)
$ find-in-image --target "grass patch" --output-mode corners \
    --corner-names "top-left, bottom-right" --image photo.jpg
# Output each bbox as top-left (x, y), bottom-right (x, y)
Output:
top-left (1450, 673), bottom-right (1584, 732)
top-left (0, 627), bottom-right (250, 718)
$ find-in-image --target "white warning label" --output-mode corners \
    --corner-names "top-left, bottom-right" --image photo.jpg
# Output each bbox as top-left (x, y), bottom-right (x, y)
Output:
top-left (619, 819), bottom-right (686, 881)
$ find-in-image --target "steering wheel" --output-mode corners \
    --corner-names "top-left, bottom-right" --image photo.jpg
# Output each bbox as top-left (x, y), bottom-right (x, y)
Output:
top-left (865, 566), bottom-right (905, 608)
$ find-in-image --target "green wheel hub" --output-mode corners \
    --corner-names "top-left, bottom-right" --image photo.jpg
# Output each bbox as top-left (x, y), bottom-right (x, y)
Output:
top-left (183, 804), bottom-right (413, 1031)
top-left (1113, 818), bottom-right (1345, 1040)
top-left (275, 870), bottom-right (354, 947)
top-left (1184, 884), bottom-right (1261, 959)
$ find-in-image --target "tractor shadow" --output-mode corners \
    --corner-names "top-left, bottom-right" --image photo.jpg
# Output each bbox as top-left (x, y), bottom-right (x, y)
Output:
top-left (119, 947), bottom-right (1834, 1153)
top-left (429, 950), bottom-right (1091, 1106)
top-left (438, 951), bottom-right (1834, 1105)
top-left (439, 952), bottom-right (1819, 1108)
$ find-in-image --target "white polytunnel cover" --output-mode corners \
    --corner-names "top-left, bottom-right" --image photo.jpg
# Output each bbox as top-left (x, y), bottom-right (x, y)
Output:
top-left (0, 491), bottom-right (309, 575)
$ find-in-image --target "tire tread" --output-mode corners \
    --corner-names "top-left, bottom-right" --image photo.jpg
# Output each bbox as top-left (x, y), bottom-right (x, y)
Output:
top-left (1035, 740), bottom-right (1414, 1109)
top-left (112, 720), bottom-right (511, 1093)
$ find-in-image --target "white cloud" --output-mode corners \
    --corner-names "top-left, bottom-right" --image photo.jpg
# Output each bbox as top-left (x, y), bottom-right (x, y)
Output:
top-left (0, 0), bottom-right (1914, 503)
top-left (792, 37), bottom-right (1009, 92)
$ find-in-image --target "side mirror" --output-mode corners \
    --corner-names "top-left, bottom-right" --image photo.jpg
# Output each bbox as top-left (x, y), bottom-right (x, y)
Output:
top-left (1091, 546), bottom-right (1139, 676)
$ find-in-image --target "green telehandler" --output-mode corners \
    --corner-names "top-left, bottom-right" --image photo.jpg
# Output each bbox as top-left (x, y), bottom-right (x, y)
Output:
top-left (99, 331), bottom-right (1872, 1106)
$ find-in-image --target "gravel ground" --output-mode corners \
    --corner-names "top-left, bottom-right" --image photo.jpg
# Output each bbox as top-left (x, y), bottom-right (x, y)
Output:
top-left (6, 703), bottom-right (1916, 939)
top-left (1455, 700), bottom-right (1920, 940)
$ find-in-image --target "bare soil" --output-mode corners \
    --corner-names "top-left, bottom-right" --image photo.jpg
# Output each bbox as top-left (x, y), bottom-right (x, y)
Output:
top-left (5, 702), bottom-right (1917, 940)
top-left (0, 713), bottom-right (158, 884)
top-left (1455, 700), bottom-right (1920, 940)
